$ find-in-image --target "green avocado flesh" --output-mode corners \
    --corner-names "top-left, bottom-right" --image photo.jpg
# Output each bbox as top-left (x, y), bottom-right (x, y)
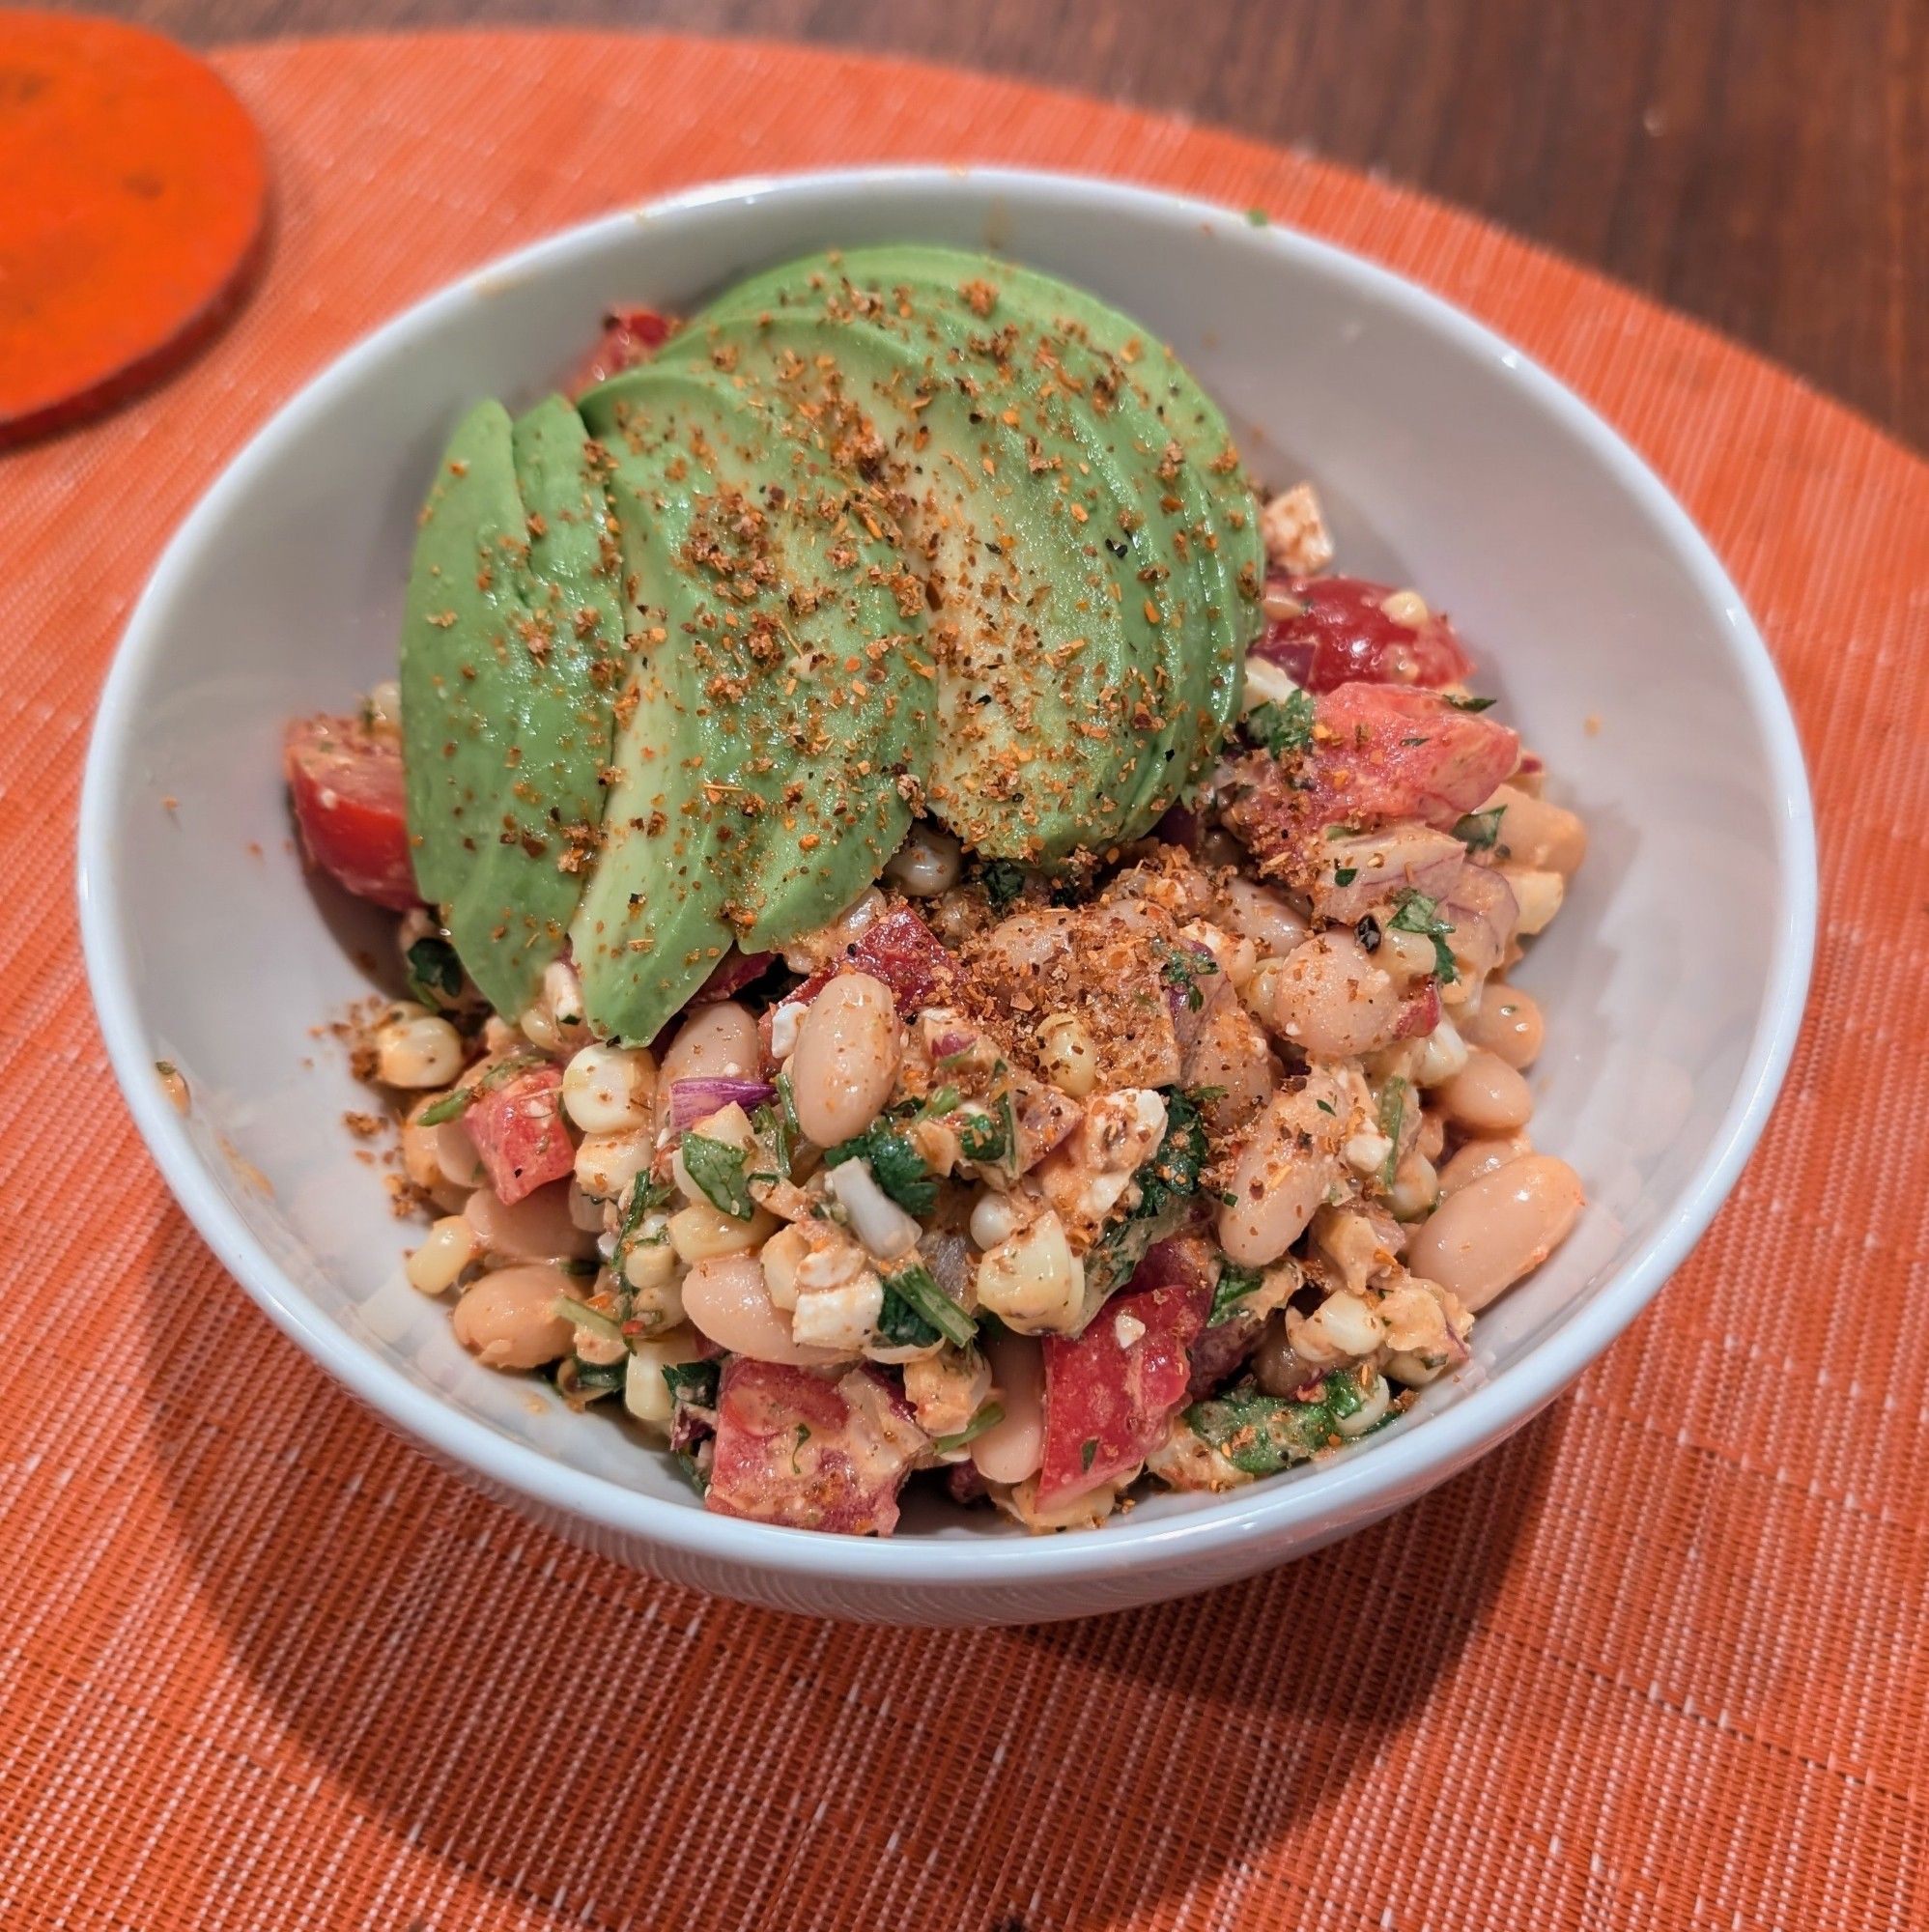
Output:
top-left (400, 246), bottom-right (1262, 1043)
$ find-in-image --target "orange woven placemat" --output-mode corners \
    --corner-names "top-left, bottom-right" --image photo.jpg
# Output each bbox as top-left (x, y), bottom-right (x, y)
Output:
top-left (2, 30), bottom-right (1923, 1931)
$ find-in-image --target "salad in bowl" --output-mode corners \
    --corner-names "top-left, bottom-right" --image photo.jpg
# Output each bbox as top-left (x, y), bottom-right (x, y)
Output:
top-left (285, 244), bottom-right (1586, 1537)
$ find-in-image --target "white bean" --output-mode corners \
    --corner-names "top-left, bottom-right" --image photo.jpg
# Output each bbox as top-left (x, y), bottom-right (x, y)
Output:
top-left (659, 1001), bottom-right (760, 1094)
top-left (1407, 1154), bottom-right (1584, 1311)
top-left (464, 1181), bottom-right (598, 1264)
top-left (1216, 1083), bottom-right (1345, 1266)
top-left (1268, 930), bottom-right (1404, 1059)
top-left (451, 1263), bottom-right (578, 1369)
top-left (1184, 996), bottom-right (1276, 1133)
top-left (1436, 1049), bottom-right (1534, 1133)
top-left (680, 1252), bottom-right (850, 1365)
top-left (1483, 784), bottom-right (1587, 875)
top-left (972, 1328), bottom-right (1046, 1483)
top-left (789, 972), bottom-right (899, 1146)
top-left (1461, 985), bottom-right (1545, 1068)
top-left (1437, 1135), bottom-right (1531, 1196)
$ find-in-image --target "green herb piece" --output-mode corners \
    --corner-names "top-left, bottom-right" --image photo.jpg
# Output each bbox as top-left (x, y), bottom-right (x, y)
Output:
top-left (1376, 1077), bottom-right (1407, 1192)
top-left (956, 1106), bottom-right (1009, 1166)
top-left (1208, 1260), bottom-right (1265, 1326)
top-left (1246, 689), bottom-right (1317, 758)
top-left (881, 1260), bottom-right (976, 1349)
top-left (414, 1052), bottom-right (543, 1124)
top-left (823, 1122), bottom-right (938, 1215)
top-left (1452, 806), bottom-right (1507, 851)
top-left (1085, 1087), bottom-right (1214, 1299)
top-left (1159, 942), bottom-right (1218, 1012)
top-left (1080, 1437), bottom-right (1098, 1472)
top-left (932, 1403), bottom-right (1006, 1455)
top-left (1446, 693), bottom-right (1498, 711)
top-left (679, 1131), bottom-right (754, 1221)
top-left (1184, 1371), bottom-right (1372, 1476)
top-left (558, 1354), bottom-right (627, 1403)
top-left (979, 859), bottom-right (1027, 911)
top-left (1245, 206), bottom-right (1270, 227)
top-left (751, 1097), bottom-right (793, 1186)
top-left (876, 1286), bottom-right (941, 1350)
top-left (550, 1296), bottom-right (625, 1345)
top-left (1334, 866), bottom-right (1358, 887)
top-left (663, 1359), bottom-right (721, 1413)
top-left (1388, 889), bottom-right (1460, 984)
top-left (405, 935), bottom-right (464, 1005)
top-left (791, 1423), bottom-right (811, 1474)
top-left (414, 1089), bottom-right (469, 1125)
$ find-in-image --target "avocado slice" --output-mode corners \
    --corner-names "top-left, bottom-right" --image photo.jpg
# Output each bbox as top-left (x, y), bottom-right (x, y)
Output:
top-left (567, 364), bottom-right (932, 1042)
top-left (399, 395), bottom-right (629, 1016)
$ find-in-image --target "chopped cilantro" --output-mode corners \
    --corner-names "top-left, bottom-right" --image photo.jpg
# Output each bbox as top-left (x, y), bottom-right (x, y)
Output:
top-left (1453, 806), bottom-right (1507, 851)
top-left (1446, 693), bottom-right (1498, 711)
top-left (876, 1285), bottom-right (941, 1349)
top-left (551, 1296), bottom-right (626, 1347)
top-left (663, 1359), bottom-right (720, 1410)
top-left (1334, 866), bottom-right (1358, 886)
top-left (679, 1131), bottom-right (754, 1221)
top-left (405, 935), bottom-right (464, 1005)
top-left (933, 1403), bottom-right (1005, 1455)
top-left (791, 1423), bottom-right (811, 1474)
top-left (1080, 1437), bottom-right (1098, 1472)
top-left (1159, 942), bottom-right (1218, 1012)
top-left (413, 1052), bottom-right (542, 1124)
top-left (1085, 1086), bottom-right (1214, 1298)
top-left (957, 1105), bottom-right (1010, 1166)
top-left (1245, 688), bottom-right (1317, 758)
top-left (750, 1096), bottom-right (793, 1186)
top-left (979, 859), bottom-right (1027, 911)
top-left (1184, 1371), bottom-right (1373, 1475)
top-left (1208, 1260), bottom-right (1265, 1326)
top-left (1389, 889), bottom-right (1460, 984)
top-left (823, 1122), bottom-right (937, 1215)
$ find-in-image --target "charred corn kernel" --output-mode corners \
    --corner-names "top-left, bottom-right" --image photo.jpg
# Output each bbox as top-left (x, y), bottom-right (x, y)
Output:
top-left (976, 1211), bottom-right (1084, 1332)
top-left (758, 1223), bottom-right (809, 1310)
top-left (621, 1230), bottom-right (678, 1292)
top-left (405, 1215), bottom-right (481, 1294)
top-left (376, 1012), bottom-right (464, 1089)
top-left (623, 1327), bottom-right (707, 1432)
top-left (1415, 1015), bottom-right (1470, 1087)
top-left (883, 825), bottom-right (962, 896)
top-left (1379, 929), bottom-right (1438, 982)
top-left (668, 1200), bottom-right (776, 1264)
top-left (574, 1127), bottom-right (653, 1202)
top-left (1035, 1011), bottom-right (1099, 1098)
top-left (1240, 653), bottom-right (1303, 712)
top-left (562, 1041), bottom-right (656, 1133)
top-left (1335, 1371), bottom-right (1392, 1436)
top-left (1388, 1151), bottom-right (1439, 1220)
top-left (1379, 589), bottom-right (1430, 628)
top-left (1289, 1289), bottom-right (1385, 1364)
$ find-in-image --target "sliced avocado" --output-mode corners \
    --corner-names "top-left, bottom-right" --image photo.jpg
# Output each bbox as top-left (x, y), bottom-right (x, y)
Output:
top-left (567, 365), bottom-right (932, 1042)
top-left (399, 395), bottom-right (628, 1016)
top-left (678, 244), bottom-right (1262, 858)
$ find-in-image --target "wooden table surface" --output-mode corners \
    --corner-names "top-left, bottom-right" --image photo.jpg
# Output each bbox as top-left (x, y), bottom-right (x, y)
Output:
top-left (99, 0), bottom-right (1928, 452)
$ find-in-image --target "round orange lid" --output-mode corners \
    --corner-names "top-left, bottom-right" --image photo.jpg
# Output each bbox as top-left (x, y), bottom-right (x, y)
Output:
top-left (0, 10), bottom-right (268, 444)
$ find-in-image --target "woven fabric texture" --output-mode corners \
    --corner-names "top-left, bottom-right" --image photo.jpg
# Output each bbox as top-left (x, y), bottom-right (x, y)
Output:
top-left (1, 31), bottom-right (1923, 1932)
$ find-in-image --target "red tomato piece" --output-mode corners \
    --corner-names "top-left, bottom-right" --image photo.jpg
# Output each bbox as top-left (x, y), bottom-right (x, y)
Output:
top-left (568, 305), bottom-right (672, 393)
top-left (1393, 978), bottom-right (1442, 1039)
top-left (1039, 1237), bottom-right (1213, 1503)
top-left (690, 949), bottom-right (775, 1005)
top-left (1302, 684), bottom-right (1519, 832)
top-left (1252, 575), bottom-right (1474, 693)
top-left (706, 1362), bottom-right (925, 1536)
top-left (463, 1062), bottom-right (574, 1205)
top-left (284, 714), bottom-right (419, 911)
top-left (759, 906), bottom-right (961, 1061)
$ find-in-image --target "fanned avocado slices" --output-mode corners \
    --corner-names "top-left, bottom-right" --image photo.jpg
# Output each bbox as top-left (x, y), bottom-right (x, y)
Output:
top-left (567, 364), bottom-right (932, 1042)
top-left (399, 395), bottom-right (629, 1016)
top-left (675, 244), bottom-right (1263, 858)
top-left (398, 245), bottom-right (1262, 1041)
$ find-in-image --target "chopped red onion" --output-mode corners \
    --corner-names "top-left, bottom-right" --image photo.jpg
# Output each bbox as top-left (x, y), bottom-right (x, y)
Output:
top-left (668, 1076), bottom-right (776, 1131)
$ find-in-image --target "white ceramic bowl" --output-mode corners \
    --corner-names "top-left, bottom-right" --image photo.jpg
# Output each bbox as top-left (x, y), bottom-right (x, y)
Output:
top-left (78, 168), bottom-right (1814, 1624)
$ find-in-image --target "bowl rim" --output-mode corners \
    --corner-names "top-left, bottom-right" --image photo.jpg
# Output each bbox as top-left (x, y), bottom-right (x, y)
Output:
top-left (77, 163), bottom-right (1818, 1594)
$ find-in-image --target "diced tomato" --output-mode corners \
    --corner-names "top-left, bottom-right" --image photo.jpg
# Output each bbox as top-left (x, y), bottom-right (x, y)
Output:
top-left (760, 906), bottom-right (962, 1060)
top-left (1038, 1237), bottom-right (1213, 1503)
top-left (1306, 684), bottom-right (1518, 830)
top-left (463, 1061), bottom-right (574, 1205)
top-left (1252, 575), bottom-right (1474, 693)
top-left (1393, 977), bottom-right (1441, 1039)
top-left (706, 1361), bottom-right (925, 1536)
top-left (284, 715), bottom-right (419, 911)
top-left (568, 305), bottom-right (672, 393)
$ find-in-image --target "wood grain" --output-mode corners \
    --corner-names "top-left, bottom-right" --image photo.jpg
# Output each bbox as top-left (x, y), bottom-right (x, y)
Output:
top-left (94, 0), bottom-right (1928, 448)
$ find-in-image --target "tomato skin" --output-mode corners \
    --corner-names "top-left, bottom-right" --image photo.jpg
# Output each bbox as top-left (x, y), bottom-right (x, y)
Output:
top-left (1253, 575), bottom-right (1474, 694)
top-left (1038, 1237), bottom-right (1213, 1503)
top-left (463, 1062), bottom-right (574, 1205)
top-left (707, 1361), bottom-right (922, 1536)
top-left (284, 715), bottom-right (419, 911)
top-left (568, 305), bottom-right (671, 392)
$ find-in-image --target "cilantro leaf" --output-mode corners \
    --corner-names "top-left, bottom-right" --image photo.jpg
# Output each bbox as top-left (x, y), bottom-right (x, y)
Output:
top-left (978, 859), bottom-right (1027, 911)
top-left (932, 1402), bottom-right (1005, 1455)
top-left (880, 1261), bottom-right (976, 1348)
top-left (1376, 1077), bottom-right (1407, 1192)
top-left (1389, 889), bottom-right (1459, 984)
top-left (405, 935), bottom-right (464, 1006)
top-left (1159, 942), bottom-right (1218, 1013)
top-left (1208, 1260), bottom-right (1265, 1326)
top-left (1446, 693), bottom-right (1498, 711)
top-left (663, 1359), bottom-right (720, 1410)
top-left (679, 1131), bottom-right (754, 1221)
top-left (956, 1106), bottom-right (1009, 1166)
top-left (1245, 688), bottom-right (1317, 758)
top-left (1452, 806), bottom-right (1507, 851)
top-left (823, 1122), bottom-right (937, 1215)
top-left (1184, 1371), bottom-right (1374, 1476)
